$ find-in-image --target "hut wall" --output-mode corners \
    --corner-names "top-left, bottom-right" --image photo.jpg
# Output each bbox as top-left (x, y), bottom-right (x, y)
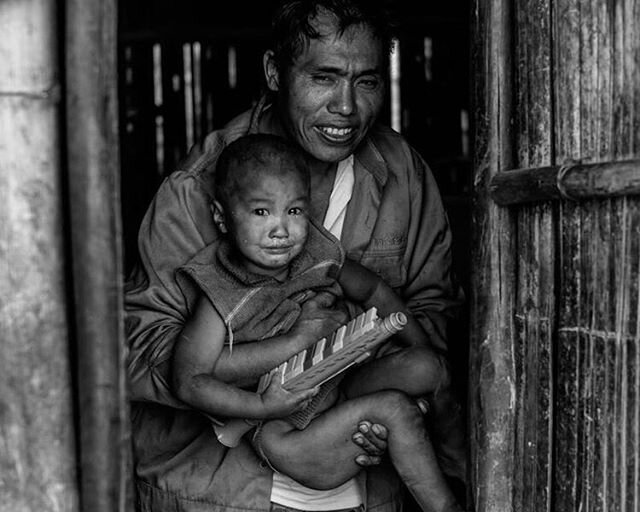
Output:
top-left (0, 0), bottom-right (128, 510)
top-left (471, 0), bottom-right (640, 510)
top-left (0, 1), bottom-right (80, 510)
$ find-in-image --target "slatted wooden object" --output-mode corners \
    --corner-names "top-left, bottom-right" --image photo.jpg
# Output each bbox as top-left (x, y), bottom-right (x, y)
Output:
top-left (215, 308), bottom-right (406, 447)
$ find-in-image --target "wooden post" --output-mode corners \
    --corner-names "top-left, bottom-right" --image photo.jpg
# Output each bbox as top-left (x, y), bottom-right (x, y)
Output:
top-left (0, 1), bottom-right (80, 510)
top-left (65, 0), bottom-right (132, 510)
top-left (511, 0), bottom-right (555, 510)
top-left (469, 0), bottom-right (517, 510)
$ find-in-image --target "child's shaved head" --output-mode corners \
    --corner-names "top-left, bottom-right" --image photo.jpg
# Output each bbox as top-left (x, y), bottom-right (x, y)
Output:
top-left (214, 133), bottom-right (310, 209)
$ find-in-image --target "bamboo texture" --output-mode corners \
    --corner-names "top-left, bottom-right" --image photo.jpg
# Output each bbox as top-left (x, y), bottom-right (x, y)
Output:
top-left (0, 1), bottom-right (79, 510)
top-left (469, 0), bottom-right (517, 510)
top-left (65, 0), bottom-right (132, 510)
top-left (490, 159), bottom-right (640, 205)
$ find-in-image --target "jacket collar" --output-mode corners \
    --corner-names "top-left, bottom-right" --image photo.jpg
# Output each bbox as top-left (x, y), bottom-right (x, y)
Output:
top-left (354, 130), bottom-right (389, 187)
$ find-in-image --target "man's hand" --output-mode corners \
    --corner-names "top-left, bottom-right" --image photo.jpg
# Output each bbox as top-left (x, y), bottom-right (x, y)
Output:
top-left (288, 291), bottom-right (349, 348)
top-left (352, 421), bottom-right (389, 466)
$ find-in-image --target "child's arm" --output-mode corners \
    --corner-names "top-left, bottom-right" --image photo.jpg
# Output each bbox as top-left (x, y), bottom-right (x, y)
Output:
top-left (173, 295), bottom-right (318, 419)
top-left (337, 259), bottom-right (430, 348)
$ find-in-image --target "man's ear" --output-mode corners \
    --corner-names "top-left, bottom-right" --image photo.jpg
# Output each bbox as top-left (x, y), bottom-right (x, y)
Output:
top-left (263, 50), bottom-right (280, 92)
top-left (211, 200), bottom-right (228, 233)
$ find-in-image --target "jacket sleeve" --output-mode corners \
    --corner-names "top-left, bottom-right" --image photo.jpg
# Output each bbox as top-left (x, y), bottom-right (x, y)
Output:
top-left (400, 148), bottom-right (465, 352)
top-left (125, 168), bottom-right (219, 406)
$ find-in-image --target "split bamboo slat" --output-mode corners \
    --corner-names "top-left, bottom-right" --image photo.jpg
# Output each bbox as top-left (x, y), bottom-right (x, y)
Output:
top-left (511, 0), bottom-right (555, 511)
top-left (65, 1), bottom-right (132, 511)
top-left (0, 1), bottom-right (80, 510)
top-left (469, 0), bottom-right (517, 510)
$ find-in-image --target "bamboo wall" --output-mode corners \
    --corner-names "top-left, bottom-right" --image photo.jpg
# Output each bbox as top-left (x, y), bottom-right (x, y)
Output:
top-left (0, 1), bottom-right (129, 510)
top-left (0, 1), bottom-right (79, 510)
top-left (471, 0), bottom-right (640, 511)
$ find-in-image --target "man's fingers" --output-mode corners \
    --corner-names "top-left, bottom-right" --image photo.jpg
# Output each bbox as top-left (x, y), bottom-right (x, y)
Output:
top-left (352, 421), bottom-right (388, 455)
top-left (360, 420), bottom-right (388, 443)
top-left (355, 454), bottom-right (382, 467)
top-left (370, 422), bottom-right (388, 440)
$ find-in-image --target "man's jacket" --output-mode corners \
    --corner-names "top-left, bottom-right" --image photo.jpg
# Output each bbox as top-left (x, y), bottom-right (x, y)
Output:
top-left (125, 96), bottom-right (464, 512)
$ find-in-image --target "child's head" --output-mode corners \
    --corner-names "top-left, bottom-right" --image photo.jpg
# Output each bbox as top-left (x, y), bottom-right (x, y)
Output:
top-left (213, 134), bottom-right (311, 278)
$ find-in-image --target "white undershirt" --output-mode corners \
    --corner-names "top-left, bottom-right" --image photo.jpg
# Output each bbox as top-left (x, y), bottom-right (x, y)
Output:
top-left (271, 155), bottom-right (364, 510)
top-left (323, 156), bottom-right (355, 239)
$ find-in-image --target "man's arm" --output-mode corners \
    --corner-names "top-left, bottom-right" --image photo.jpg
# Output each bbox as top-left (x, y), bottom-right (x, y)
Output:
top-left (400, 150), bottom-right (465, 352)
top-left (337, 259), bottom-right (430, 348)
top-left (125, 170), bottom-right (218, 406)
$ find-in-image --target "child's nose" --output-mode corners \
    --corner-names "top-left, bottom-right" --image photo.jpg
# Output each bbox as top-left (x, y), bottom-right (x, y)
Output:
top-left (269, 216), bottom-right (289, 238)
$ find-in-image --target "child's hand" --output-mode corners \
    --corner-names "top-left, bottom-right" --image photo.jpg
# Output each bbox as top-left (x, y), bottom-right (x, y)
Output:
top-left (260, 368), bottom-right (319, 418)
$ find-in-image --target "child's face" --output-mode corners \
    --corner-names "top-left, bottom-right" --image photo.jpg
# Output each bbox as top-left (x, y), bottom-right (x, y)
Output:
top-left (217, 165), bottom-right (309, 278)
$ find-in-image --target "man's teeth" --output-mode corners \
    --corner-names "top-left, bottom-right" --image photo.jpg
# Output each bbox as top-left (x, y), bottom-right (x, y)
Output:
top-left (321, 127), bottom-right (352, 137)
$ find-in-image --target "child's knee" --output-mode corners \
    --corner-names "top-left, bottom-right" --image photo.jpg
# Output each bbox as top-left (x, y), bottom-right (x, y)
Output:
top-left (374, 390), bottom-right (424, 428)
top-left (397, 347), bottom-right (452, 391)
top-left (253, 420), bottom-right (292, 467)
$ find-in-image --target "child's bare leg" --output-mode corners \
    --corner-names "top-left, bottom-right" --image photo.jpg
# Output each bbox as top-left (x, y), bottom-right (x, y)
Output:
top-left (257, 390), bottom-right (462, 512)
top-left (342, 345), bottom-right (450, 398)
top-left (342, 346), bottom-right (468, 488)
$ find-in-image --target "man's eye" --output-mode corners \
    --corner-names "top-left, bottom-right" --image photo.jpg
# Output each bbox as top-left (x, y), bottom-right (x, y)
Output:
top-left (253, 208), bottom-right (268, 216)
top-left (358, 78), bottom-right (380, 90)
top-left (313, 74), bottom-right (334, 84)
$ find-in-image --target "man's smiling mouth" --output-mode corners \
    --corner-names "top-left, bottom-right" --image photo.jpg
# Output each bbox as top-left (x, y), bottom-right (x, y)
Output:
top-left (317, 126), bottom-right (355, 142)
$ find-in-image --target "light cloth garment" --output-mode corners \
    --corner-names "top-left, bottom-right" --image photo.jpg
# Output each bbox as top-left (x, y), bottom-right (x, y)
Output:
top-left (323, 155), bottom-right (355, 238)
top-left (271, 155), bottom-right (364, 510)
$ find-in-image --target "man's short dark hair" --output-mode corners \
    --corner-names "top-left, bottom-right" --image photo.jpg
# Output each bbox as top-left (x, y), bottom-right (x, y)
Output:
top-left (214, 133), bottom-right (310, 207)
top-left (270, 0), bottom-right (397, 71)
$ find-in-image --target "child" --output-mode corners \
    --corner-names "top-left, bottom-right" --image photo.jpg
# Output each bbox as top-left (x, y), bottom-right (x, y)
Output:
top-left (172, 134), bottom-right (464, 512)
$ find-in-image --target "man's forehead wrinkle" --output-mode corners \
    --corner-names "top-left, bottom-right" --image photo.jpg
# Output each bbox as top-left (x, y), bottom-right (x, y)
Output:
top-left (309, 9), bottom-right (371, 45)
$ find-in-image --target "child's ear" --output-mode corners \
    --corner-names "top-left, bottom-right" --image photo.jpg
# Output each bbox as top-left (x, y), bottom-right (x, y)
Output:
top-left (211, 200), bottom-right (228, 233)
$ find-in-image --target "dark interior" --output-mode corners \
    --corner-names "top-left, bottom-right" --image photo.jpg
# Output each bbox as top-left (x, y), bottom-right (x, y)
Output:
top-left (117, 0), bottom-right (472, 420)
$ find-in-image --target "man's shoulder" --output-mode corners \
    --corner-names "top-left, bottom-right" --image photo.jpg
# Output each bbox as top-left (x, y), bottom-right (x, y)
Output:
top-left (201, 111), bottom-right (254, 161)
top-left (177, 108), bottom-right (254, 176)
top-left (367, 124), bottom-right (410, 151)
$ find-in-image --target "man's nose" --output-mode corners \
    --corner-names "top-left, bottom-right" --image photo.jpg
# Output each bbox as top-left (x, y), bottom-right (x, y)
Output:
top-left (328, 81), bottom-right (356, 116)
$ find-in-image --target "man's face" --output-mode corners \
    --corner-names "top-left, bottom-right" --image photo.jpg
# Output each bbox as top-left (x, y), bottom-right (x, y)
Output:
top-left (272, 16), bottom-right (386, 164)
top-left (218, 164), bottom-right (309, 279)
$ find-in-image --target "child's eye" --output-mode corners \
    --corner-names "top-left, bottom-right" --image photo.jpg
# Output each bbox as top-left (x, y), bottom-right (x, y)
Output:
top-left (289, 207), bottom-right (303, 215)
top-left (253, 208), bottom-right (268, 216)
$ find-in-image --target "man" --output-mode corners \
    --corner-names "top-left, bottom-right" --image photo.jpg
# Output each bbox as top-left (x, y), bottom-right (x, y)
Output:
top-left (125, 1), bottom-right (466, 511)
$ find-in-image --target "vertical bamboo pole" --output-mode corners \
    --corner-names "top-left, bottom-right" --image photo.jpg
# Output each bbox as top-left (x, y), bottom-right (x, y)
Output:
top-left (65, 0), bottom-right (131, 510)
top-left (469, 0), bottom-right (517, 510)
top-left (511, 1), bottom-right (555, 511)
top-left (0, 1), bottom-right (80, 511)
